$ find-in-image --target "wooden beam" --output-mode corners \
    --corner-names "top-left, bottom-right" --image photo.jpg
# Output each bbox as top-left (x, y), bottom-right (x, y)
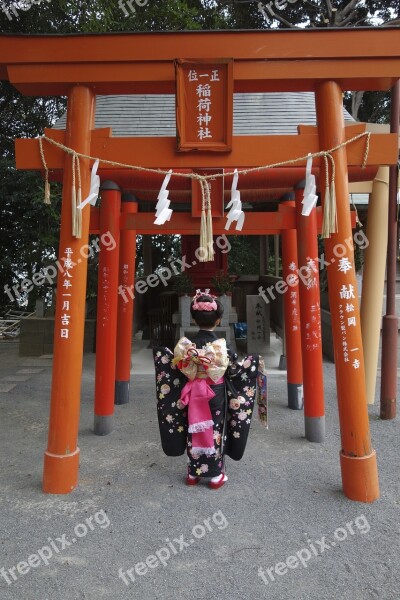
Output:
top-left (88, 207), bottom-right (356, 235)
top-left (7, 59), bottom-right (400, 96)
top-left (1, 29), bottom-right (400, 95)
top-left (2, 29), bottom-right (400, 64)
top-left (122, 210), bottom-right (296, 235)
top-left (15, 132), bottom-right (398, 171)
top-left (298, 124), bottom-right (366, 135)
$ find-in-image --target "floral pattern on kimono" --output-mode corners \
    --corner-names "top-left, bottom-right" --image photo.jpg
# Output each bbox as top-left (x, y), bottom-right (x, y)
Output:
top-left (153, 347), bottom-right (188, 457)
top-left (224, 354), bottom-right (261, 461)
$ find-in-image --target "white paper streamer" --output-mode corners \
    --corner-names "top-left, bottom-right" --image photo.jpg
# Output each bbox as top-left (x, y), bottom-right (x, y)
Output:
top-left (301, 154), bottom-right (318, 216)
top-left (154, 169), bottom-right (173, 225)
top-left (225, 169), bottom-right (245, 231)
top-left (77, 160), bottom-right (100, 210)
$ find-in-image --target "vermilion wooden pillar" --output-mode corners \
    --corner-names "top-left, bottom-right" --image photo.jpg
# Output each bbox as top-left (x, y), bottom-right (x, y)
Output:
top-left (115, 192), bottom-right (138, 405)
top-left (43, 86), bottom-right (95, 494)
top-left (315, 80), bottom-right (379, 502)
top-left (280, 197), bottom-right (304, 410)
top-left (94, 181), bottom-right (121, 435)
top-left (294, 184), bottom-right (325, 442)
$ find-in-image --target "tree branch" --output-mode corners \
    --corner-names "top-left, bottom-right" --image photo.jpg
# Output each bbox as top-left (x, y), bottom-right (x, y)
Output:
top-left (341, 0), bottom-right (360, 18)
top-left (303, 0), bottom-right (320, 11)
top-left (338, 13), bottom-right (363, 27)
top-left (351, 91), bottom-right (364, 120)
top-left (325, 0), bottom-right (333, 18)
top-left (258, 3), bottom-right (299, 28)
top-left (272, 13), bottom-right (300, 28)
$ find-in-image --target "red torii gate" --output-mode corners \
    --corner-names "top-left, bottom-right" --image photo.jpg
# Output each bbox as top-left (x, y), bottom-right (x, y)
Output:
top-left (2, 28), bottom-right (399, 502)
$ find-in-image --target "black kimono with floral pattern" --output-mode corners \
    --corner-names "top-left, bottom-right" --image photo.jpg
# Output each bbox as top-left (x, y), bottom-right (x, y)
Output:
top-left (153, 330), bottom-right (261, 479)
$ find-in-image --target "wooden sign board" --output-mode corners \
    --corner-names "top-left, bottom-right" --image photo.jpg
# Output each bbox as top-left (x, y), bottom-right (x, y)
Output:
top-left (175, 59), bottom-right (233, 152)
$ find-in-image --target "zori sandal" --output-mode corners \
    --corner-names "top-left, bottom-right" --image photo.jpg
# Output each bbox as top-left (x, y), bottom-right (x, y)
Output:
top-left (208, 473), bottom-right (228, 490)
top-left (186, 475), bottom-right (201, 486)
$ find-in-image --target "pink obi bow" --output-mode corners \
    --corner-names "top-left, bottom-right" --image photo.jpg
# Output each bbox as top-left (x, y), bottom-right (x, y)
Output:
top-left (173, 337), bottom-right (229, 456)
top-left (180, 377), bottom-right (223, 456)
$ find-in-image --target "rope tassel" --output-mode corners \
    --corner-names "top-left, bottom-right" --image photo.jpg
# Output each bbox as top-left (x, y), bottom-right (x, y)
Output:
top-left (71, 153), bottom-right (82, 239)
top-left (322, 182), bottom-right (331, 239)
top-left (71, 182), bottom-right (77, 238)
top-left (199, 180), bottom-right (214, 262)
top-left (321, 154), bottom-right (338, 239)
top-left (39, 137), bottom-right (51, 205)
top-left (329, 180), bottom-right (338, 235)
top-left (44, 180), bottom-right (51, 205)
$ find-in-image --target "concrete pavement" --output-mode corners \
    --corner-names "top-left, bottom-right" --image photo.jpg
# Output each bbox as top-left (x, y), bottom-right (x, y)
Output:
top-left (0, 338), bottom-right (399, 600)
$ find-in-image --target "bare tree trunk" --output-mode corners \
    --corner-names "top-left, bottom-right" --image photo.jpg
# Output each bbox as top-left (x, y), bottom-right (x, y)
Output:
top-left (351, 91), bottom-right (364, 121)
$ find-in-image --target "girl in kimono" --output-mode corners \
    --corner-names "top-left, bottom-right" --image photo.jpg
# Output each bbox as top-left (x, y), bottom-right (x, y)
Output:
top-left (175, 291), bottom-right (229, 489)
top-left (153, 290), bottom-right (265, 490)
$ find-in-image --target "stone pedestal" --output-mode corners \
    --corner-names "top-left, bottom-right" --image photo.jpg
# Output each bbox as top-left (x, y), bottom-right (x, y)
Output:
top-left (219, 294), bottom-right (231, 326)
top-left (179, 295), bottom-right (191, 327)
top-left (246, 295), bottom-right (270, 355)
top-left (35, 299), bottom-right (45, 317)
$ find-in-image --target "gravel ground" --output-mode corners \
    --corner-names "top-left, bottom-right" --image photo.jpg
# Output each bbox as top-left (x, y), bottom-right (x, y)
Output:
top-left (0, 340), bottom-right (399, 600)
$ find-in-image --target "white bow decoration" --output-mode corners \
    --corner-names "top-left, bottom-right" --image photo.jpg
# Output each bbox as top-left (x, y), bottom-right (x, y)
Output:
top-left (225, 169), bottom-right (245, 231)
top-left (301, 154), bottom-right (318, 216)
top-left (154, 169), bottom-right (173, 225)
top-left (77, 160), bottom-right (100, 210)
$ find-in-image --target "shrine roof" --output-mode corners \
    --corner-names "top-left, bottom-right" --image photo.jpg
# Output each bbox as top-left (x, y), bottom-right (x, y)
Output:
top-left (53, 92), bottom-right (354, 137)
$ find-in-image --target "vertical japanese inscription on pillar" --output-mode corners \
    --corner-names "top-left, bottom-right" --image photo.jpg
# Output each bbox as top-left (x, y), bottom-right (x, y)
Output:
top-left (337, 256), bottom-right (361, 369)
top-left (302, 257), bottom-right (322, 353)
top-left (175, 59), bottom-right (233, 152)
top-left (121, 263), bottom-right (130, 315)
top-left (102, 266), bottom-right (111, 326)
top-left (287, 262), bottom-right (300, 335)
top-left (60, 247), bottom-right (74, 340)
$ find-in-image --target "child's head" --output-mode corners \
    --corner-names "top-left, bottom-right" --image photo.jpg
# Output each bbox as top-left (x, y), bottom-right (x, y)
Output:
top-left (190, 291), bottom-right (223, 329)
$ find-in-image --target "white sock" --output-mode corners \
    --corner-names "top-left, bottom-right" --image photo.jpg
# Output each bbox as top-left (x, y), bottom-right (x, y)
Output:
top-left (210, 473), bottom-right (228, 484)
top-left (188, 474), bottom-right (198, 480)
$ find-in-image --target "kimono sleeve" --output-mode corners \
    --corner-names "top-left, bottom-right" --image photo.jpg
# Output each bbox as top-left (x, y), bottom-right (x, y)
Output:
top-left (153, 346), bottom-right (188, 456)
top-left (224, 354), bottom-right (260, 461)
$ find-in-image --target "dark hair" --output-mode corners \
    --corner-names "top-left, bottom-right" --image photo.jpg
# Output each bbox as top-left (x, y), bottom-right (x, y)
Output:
top-left (190, 294), bottom-right (223, 328)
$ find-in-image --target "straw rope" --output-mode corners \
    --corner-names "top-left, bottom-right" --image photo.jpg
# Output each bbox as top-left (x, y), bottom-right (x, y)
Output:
top-left (39, 131), bottom-right (372, 242)
top-left (38, 137), bottom-right (51, 205)
top-left (70, 153), bottom-right (83, 239)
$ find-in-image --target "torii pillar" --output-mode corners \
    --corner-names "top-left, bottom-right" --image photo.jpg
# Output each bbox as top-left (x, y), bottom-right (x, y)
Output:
top-left (280, 196), bottom-right (304, 410)
top-left (294, 184), bottom-right (325, 441)
top-left (315, 81), bottom-right (379, 502)
top-left (94, 181), bottom-right (121, 435)
top-left (43, 86), bottom-right (95, 494)
top-left (115, 192), bottom-right (138, 405)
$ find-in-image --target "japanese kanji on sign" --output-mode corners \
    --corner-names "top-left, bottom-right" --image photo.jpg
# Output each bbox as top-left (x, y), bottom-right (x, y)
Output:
top-left (175, 59), bottom-right (233, 152)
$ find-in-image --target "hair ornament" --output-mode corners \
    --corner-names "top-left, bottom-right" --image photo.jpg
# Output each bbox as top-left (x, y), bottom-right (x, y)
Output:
top-left (192, 289), bottom-right (217, 311)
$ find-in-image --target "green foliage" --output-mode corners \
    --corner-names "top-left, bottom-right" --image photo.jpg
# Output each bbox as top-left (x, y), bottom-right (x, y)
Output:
top-left (135, 235), bottom-right (181, 276)
top-left (0, 0), bottom-right (204, 33)
top-left (211, 269), bottom-right (232, 293)
top-left (256, 0), bottom-right (397, 28)
top-left (346, 91), bottom-right (391, 124)
top-left (172, 271), bottom-right (193, 294)
top-left (267, 254), bottom-right (282, 276)
top-left (0, 160), bottom-right (62, 309)
top-left (0, 83), bottom-right (66, 158)
top-left (227, 236), bottom-right (260, 275)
